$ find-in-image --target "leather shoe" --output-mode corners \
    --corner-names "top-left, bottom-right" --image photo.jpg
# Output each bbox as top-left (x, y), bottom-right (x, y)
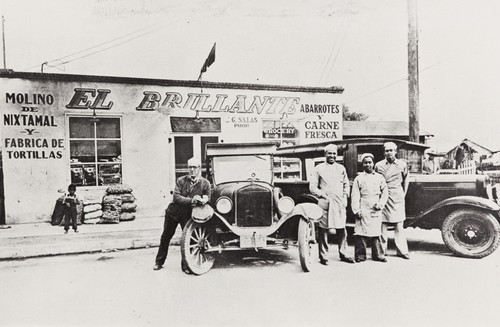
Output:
top-left (373, 257), bottom-right (387, 263)
top-left (355, 258), bottom-right (366, 263)
top-left (182, 264), bottom-right (191, 274)
top-left (340, 256), bottom-right (356, 264)
top-left (319, 259), bottom-right (329, 266)
top-left (398, 254), bottom-right (410, 260)
top-left (153, 264), bottom-right (163, 271)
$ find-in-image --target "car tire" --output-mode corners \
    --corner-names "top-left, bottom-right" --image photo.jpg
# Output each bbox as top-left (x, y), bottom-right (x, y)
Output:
top-left (298, 218), bottom-right (315, 272)
top-left (181, 219), bottom-right (217, 275)
top-left (441, 209), bottom-right (500, 258)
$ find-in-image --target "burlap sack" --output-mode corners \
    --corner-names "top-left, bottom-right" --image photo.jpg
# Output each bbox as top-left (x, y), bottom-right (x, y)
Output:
top-left (120, 212), bottom-right (136, 221)
top-left (121, 194), bottom-right (136, 203)
top-left (121, 203), bottom-right (137, 212)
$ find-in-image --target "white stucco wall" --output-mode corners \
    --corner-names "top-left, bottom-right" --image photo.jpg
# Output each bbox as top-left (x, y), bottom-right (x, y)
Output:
top-left (0, 74), bottom-right (343, 224)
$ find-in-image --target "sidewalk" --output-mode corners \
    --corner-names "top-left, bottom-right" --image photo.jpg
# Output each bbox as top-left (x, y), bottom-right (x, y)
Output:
top-left (0, 217), bottom-right (181, 261)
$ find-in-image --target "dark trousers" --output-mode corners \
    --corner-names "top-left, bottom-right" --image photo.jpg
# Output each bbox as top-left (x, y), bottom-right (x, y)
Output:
top-left (155, 212), bottom-right (188, 266)
top-left (318, 227), bottom-right (349, 262)
top-left (354, 235), bottom-right (384, 261)
top-left (64, 206), bottom-right (78, 231)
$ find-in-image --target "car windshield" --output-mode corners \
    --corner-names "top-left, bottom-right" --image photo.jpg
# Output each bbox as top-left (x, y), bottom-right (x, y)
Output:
top-left (212, 155), bottom-right (273, 185)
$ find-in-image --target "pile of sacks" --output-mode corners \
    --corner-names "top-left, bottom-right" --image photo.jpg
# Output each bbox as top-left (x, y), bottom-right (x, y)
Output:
top-left (101, 184), bottom-right (137, 223)
top-left (83, 193), bottom-right (104, 224)
top-left (52, 185), bottom-right (137, 225)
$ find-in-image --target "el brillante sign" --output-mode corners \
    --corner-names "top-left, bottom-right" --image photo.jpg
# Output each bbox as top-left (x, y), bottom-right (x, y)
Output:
top-left (65, 88), bottom-right (340, 117)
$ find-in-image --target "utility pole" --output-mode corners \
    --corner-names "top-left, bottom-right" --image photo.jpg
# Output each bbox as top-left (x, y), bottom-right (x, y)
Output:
top-left (2, 16), bottom-right (6, 69)
top-left (408, 0), bottom-right (420, 143)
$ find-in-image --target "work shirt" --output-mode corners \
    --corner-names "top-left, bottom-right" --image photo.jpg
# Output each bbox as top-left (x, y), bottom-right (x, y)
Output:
top-left (374, 158), bottom-right (409, 223)
top-left (168, 175), bottom-right (211, 222)
top-left (309, 162), bottom-right (350, 229)
top-left (351, 171), bottom-right (388, 236)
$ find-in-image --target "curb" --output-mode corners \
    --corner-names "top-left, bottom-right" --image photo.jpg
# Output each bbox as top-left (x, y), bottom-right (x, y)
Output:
top-left (0, 226), bottom-right (182, 261)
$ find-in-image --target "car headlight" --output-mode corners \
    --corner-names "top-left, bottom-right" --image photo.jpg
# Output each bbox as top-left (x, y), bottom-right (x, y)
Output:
top-left (216, 196), bottom-right (232, 214)
top-left (278, 196), bottom-right (295, 214)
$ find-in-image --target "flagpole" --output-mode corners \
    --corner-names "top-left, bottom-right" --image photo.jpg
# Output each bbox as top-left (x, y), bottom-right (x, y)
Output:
top-left (199, 72), bottom-right (203, 93)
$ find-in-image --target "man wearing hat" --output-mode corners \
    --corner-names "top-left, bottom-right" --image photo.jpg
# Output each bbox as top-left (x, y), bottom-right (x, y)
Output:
top-left (422, 150), bottom-right (437, 175)
top-left (351, 153), bottom-right (388, 262)
top-left (154, 157), bottom-right (211, 271)
top-left (310, 143), bottom-right (355, 265)
top-left (374, 142), bottom-right (411, 259)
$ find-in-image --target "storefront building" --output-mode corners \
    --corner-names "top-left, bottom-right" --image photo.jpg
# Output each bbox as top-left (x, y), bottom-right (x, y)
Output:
top-left (0, 72), bottom-right (343, 224)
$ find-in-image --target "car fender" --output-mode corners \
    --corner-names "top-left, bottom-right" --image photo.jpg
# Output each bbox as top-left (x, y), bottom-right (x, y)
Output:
top-left (191, 204), bottom-right (215, 224)
top-left (285, 202), bottom-right (323, 221)
top-left (412, 196), bottom-right (500, 223)
top-left (296, 193), bottom-right (319, 204)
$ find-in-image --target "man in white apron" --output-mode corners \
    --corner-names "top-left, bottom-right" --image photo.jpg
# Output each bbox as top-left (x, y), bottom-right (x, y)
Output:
top-left (310, 144), bottom-right (355, 265)
top-left (374, 142), bottom-right (410, 259)
top-left (351, 153), bottom-right (388, 262)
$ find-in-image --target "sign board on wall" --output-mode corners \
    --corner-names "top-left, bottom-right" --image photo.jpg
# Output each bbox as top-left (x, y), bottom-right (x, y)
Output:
top-left (132, 89), bottom-right (343, 144)
top-left (0, 73), bottom-right (343, 224)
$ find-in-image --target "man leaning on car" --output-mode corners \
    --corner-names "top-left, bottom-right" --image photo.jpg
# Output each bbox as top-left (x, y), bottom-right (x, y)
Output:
top-left (153, 157), bottom-right (211, 271)
top-left (309, 144), bottom-right (355, 265)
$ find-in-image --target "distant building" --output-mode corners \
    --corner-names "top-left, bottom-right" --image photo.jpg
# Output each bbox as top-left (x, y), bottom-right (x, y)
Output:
top-left (343, 121), bottom-right (433, 144)
top-left (446, 138), bottom-right (492, 168)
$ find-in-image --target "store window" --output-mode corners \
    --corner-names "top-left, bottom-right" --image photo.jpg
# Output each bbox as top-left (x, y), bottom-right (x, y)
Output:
top-left (262, 120), bottom-right (302, 181)
top-left (69, 117), bottom-right (122, 187)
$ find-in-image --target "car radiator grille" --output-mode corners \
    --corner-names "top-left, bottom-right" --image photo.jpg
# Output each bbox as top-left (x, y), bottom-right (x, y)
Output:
top-left (236, 184), bottom-right (272, 227)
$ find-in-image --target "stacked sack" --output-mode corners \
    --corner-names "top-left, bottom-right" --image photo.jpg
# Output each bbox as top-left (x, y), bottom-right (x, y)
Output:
top-left (101, 184), bottom-right (137, 223)
top-left (82, 192), bottom-right (103, 224)
top-left (120, 192), bottom-right (137, 221)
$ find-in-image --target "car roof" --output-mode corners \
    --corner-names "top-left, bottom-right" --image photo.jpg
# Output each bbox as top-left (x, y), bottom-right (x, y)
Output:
top-left (206, 142), bottom-right (277, 157)
top-left (276, 137), bottom-right (429, 158)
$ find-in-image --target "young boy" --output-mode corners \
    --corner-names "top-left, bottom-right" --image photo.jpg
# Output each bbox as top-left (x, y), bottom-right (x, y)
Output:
top-left (63, 184), bottom-right (80, 234)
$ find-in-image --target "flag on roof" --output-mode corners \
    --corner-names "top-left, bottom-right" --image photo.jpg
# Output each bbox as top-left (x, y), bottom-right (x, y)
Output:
top-left (200, 43), bottom-right (216, 74)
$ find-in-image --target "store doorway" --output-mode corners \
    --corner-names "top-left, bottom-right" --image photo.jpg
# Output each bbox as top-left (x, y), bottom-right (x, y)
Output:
top-left (174, 135), bottom-right (219, 180)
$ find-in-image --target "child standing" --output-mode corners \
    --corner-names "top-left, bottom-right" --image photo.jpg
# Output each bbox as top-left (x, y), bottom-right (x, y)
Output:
top-left (63, 184), bottom-right (80, 234)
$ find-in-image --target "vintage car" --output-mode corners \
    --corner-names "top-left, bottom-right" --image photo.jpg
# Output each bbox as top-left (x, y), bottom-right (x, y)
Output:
top-left (275, 138), bottom-right (500, 259)
top-left (180, 142), bottom-right (324, 275)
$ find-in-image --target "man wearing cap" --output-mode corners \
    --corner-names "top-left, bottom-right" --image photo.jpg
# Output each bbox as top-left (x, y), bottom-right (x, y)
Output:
top-left (374, 142), bottom-right (411, 259)
top-left (310, 144), bottom-right (355, 265)
top-left (422, 150), bottom-right (437, 175)
top-left (154, 157), bottom-right (211, 271)
top-left (351, 153), bottom-right (388, 262)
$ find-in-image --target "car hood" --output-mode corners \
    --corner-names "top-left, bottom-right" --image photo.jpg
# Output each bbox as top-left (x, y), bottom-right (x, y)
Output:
top-left (212, 181), bottom-right (273, 200)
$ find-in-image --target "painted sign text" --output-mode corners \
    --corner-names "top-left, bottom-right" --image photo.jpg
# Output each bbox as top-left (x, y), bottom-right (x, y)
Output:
top-left (136, 92), bottom-right (301, 115)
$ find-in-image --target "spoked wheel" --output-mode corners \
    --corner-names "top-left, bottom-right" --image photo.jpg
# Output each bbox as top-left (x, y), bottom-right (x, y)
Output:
top-left (181, 219), bottom-right (218, 275)
top-left (442, 209), bottom-right (500, 258)
top-left (298, 218), bottom-right (316, 272)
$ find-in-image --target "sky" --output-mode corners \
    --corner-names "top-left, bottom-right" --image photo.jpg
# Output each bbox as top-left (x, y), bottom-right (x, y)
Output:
top-left (0, 0), bottom-right (499, 152)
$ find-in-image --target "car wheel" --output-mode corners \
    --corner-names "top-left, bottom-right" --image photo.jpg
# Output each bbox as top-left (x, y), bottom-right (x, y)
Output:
top-left (298, 218), bottom-right (315, 272)
top-left (181, 219), bottom-right (218, 275)
top-left (441, 209), bottom-right (500, 258)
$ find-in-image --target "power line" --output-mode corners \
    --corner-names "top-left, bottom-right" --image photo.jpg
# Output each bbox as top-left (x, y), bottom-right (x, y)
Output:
top-left (344, 57), bottom-right (451, 104)
top-left (318, 15), bottom-right (347, 85)
top-left (318, 0), bottom-right (355, 85)
top-left (50, 26), bottom-right (165, 69)
top-left (345, 77), bottom-right (407, 104)
top-left (21, 22), bottom-right (166, 72)
top-left (323, 16), bottom-right (353, 85)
